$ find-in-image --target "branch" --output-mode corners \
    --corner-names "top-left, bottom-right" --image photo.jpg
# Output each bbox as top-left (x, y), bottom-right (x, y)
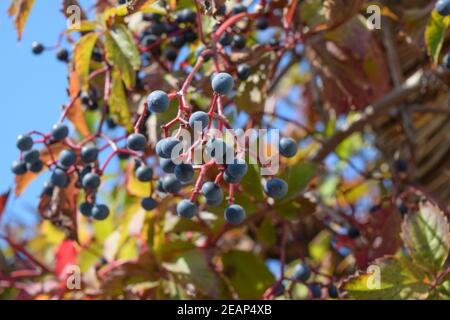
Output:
top-left (311, 70), bottom-right (424, 163)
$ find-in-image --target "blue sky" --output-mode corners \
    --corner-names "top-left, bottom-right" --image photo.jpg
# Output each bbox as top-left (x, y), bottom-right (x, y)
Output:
top-left (0, 1), bottom-right (90, 227)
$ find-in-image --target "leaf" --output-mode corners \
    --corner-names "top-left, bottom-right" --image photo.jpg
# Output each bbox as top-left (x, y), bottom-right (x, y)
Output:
top-left (74, 32), bottom-right (100, 91)
top-left (15, 143), bottom-right (65, 196)
top-left (65, 20), bottom-right (99, 33)
top-left (104, 25), bottom-right (141, 89)
top-left (256, 215), bottom-right (277, 246)
top-left (280, 162), bottom-right (317, 201)
top-left (8, 0), bottom-right (35, 41)
top-left (68, 72), bottom-right (91, 137)
top-left (341, 256), bottom-right (429, 300)
top-left (222, 250), bottom-right (275, 299)
top-left (55, 240), bottom-right (78, 277)
top-left (109, 68), bottom-right (133, 130)
top-left (425, 11), bottom-right (450, 65)
top-left (162, 249), bottom-right (218, 297)
top-left (0, 190), bottom-right (11, 225)
top-left (401, 201), bottom-right (450, 274)
top-left (309, 230), bottom-right (331, 262)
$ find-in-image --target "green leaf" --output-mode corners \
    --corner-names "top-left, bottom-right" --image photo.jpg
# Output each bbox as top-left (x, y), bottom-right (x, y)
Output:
top-left (162, 249), bottom-right (218, 297)
top-left (341, 256), bottom-right (429, 300)
top-left (401, 201), bottom-right (449, 274)
top-left (109, 68), bottom-right (132, 129)
top-left (104, 24), bottom-right (141, 89)
top-left (222, 250), bottom-right (275, 299)
top-left (425, 11), bottom-right (450, 65)
top-left (256, 215), bottom-right (277, 246)
top-left (239, 164), bottom-right (264, 202)
top-left (74, 32), bottom-right (99, 91)
top-left (280, 162), bottom-right (317, 201)
top-left (309, 230), bottom-right (331, 262)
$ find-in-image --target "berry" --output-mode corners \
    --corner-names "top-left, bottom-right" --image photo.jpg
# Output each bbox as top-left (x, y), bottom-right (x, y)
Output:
top-left (141, 197), bottom-right (158, 211)
top-left (219, 32), bottom-right (233, 46)
top-left (293, 263), bottom-right (311, 282)
top-left (436, 0), bottom-right (450, 16)
top-left (189, 111), bottom-right (209, 130)
top-left (43, 180), bottom-right (54, 196)
top-left (51, 168), bottom-right (70, 188)
top-left (170, 34), bottom-right (186, 48)
top-left (150, 22), bottom-right (167, 36)
top-left (309, 284), bottom-right (322, 299)
top-left (58, 149), bottom-right (77, 168)
top-left (79, 202), bottom-right (93, 217)
top-left (147, 90), bottom-right (169, 113)
top-left (82, 172), bottom-right (101, 190)
top-left (174, 163), bottom-right (194, 183)
top-left (279, 137), bottom-right (298, 158)
top-left (347, 227), bottom-right (360, 239)
top-left (398, 203), bottom-right (408, 216)
top-left (175, 8), bottom-right (196, 23)
top-left (106, 118), bottom-right (117, 129)
top-left (92, 204), bottom-right (110, 220)
top-left (394, 159), bottom-right (407, 173)
top-left (205, 138), bottom-right (232, 163)
top-left (224, 204), bottom-right (246, 224)
top-left (156, 179), bottom-right (166, 192)
top-left (160, 158), bottom-right (176, 173)
top-left (184, 30), bottom-right (198, 43)
top-left (328, 284), bottom-right (339, 298)
top-left (443, 53), bottom-right (450, 69)
top-left (141, 33), bottom-right (158, 46)
top-left (232, 34), bottom-right (246, 49)
top-left (223, 170), bottom-right (242, 184)
top-left (237, 64), bottom-right (251, 81)
top-left (264, 178), bottom-right (288, 199)
top-left (51, 124), bottom-right (69, 141)
top-left (127, 133), bottom-right (147, 151)
top-left (27, 160), bottom-right (43, 173)
top-left (156, 137), bottom-right (182, 159)
top-left (81, 145), bottom-right (99, 163)
top-left (165, 47), bottom-right (178, 62)
top-left (231, 4), bottom-right (246, 15)
top-left (16, 134), bottom-right (33, 151)
top-left (201, 182), bottom-right (223, 206)
top-left (255, 17), bottom-right (269, 30)
top-left (56, 48), bottom-right (69, 62)
top-left (161, 175), bottom-right (182, 194)
top-left (176, 199), bottom-right (196, 218)
top-left (135, 165), bottom-right (153, 182)
top-left (11, 160), bottom-right (27, 175)
top-left (226, 158), bottom-right (248, 179)
top-left (31, 41), bottom-right (44, 55)
top-left (23, 149), bottom-right (40, 164)
top-left (211, 72), bottom-right (234, 95)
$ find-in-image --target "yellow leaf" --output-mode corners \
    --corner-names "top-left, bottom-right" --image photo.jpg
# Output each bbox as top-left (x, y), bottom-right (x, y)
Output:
top-left (125, 162), bottom-right (151, 197)
top-left (109, 68), bottom-right (133, 129)
top-left (74, 32), bottom-right (100, 91)
top-left (8, 0), bottom-right (35, 41)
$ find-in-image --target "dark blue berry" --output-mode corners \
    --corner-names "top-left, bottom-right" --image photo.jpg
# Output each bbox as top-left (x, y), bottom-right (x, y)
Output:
top-left (27, 160), bottom-right (43, 173)
top-left (177, 199), bottom-right (196, 218)
top-left (328, 284), bottom-right (339, 298)
top-left (92, 204), bottom-right (110, 220)
top-left (147, 90), bottom-right (169, 113)
top-left (255, 16), bottom-right (269, 30)
top-left (264, 178), bottom-right (288, 199)
top-left (51, 124), bottom-right (69, 141)
top-left (56, 48), bottom-right (69, 62)
top-left (161, 175), bottom-right (182, 194)
top-left (211, 72), bottom-right (234, 95)
top-left (279, 137), bottom-right (298, 158)
top-left (443, 53), bottom-right (450, 69)
top-left (11, 160), bottom-right (27, 175)
top-left (136, 166), bottom-right (153, 182)
top-left (51, 168), bottom-right (70, 188)
top-left (81, 145), bottom-right (99, 163)
top-left (58, 149), bottom-right (77, 168)
top-left (23, 149), bottom-right (40, 164)
top-left (43, 180), bottom-right (54, 196)
top-left (219, 32), bottom-right (233, 46)
top-left (231, 4), bottom-right (246, 15)
top-left (232, 34), bottom-right (246, 49)
top-left (156, 137), bottom-right (182, 159)
top-left (224, 204), bottom-right (246, 224)
top-left (189, 111), bottom-right (209, 130)
top-left (309, 284), bottom-right (322, 299)
top-left (347, 227), bottom-right (360, 239)
top-left (32, 41), bottom-right (44, 55)
top-left (127, 133), bottom-right (147, 151)
top-left (141, 197), bottom-right (158, 211)
top-left (294, 263), bottom-right (311, 282)
top-left (82, 172), bottom-right (101, 190)
top-left (174, 163), bottom-right (194, 183)
top-left (79, 202), bottom-right (93, 217)
top-left (436, 0), bottom-right (450, 16)
top-left (226, 158), bottom-right (248, 179)
top-left (160, 158), bottom-right (176, 173)
top-left (201, 182), bottom-right (223, 206)
top-left (237, 64), bottom-right (251, 81)
top-left (16, 134), bottom-right (33, 151)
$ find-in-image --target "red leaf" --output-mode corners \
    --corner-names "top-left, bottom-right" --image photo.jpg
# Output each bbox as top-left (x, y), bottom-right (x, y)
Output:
top-left (0, 189), bottom-right (11, 224)
top-left (55, 240), bottom-right (78, 278)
